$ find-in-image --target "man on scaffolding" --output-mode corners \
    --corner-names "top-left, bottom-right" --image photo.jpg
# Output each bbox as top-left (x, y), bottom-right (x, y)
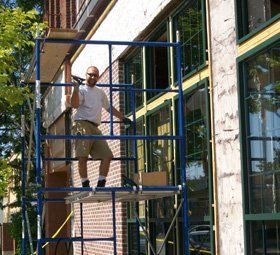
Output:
top-left (71, 66), bottom-right (131, 188)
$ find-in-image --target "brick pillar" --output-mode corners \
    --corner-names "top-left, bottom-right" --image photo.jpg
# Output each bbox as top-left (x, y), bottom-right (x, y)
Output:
top-left (59, 0), bottom-right (67, 28)
top-left (1, 223), bottom-right (15, 255)
top-left (65, 57), bottom-right (72, 106)
top-left (45, 171), bottom-right (70, 255)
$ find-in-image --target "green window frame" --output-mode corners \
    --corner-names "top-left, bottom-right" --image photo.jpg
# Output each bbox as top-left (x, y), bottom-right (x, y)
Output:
top-left (238, 39), bottom-right (280, 254)
top-left (235, 0), bottom-right (280, 42)
top-left (173, 0), bottom-right (207, 80)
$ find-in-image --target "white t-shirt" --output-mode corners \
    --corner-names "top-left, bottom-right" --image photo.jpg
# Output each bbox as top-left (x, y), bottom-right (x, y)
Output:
top-left (73, 85), bottom-right (109, 125)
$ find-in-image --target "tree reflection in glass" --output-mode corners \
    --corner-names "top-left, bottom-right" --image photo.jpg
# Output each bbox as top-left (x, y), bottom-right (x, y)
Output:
top-left (185, 87), bottom-right (209, 217)
top-left (245, 43), bottom-right (280, 214)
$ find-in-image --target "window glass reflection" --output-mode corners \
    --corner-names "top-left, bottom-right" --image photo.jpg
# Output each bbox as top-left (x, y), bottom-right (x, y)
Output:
top-left (247, 0), bottom-right (280, 33)
top-left (245, 43), bottom-right (280, 214)
top-left (148, 105), bottom-right (174, 219)
top-left (174, 0), bottom-right (205, 76)
top-left (185, 87), bottom-right (209, 217)
top-left (125, 50), bottom-right (143, 114)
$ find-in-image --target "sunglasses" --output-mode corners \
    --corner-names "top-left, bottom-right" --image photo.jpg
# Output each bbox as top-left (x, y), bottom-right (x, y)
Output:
top-left (87, 73), bottom-right (99, 78)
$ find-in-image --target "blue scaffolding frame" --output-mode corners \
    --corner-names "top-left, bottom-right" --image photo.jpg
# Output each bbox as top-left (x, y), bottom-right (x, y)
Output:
top-left (21, 37), bottom-right (190, 255)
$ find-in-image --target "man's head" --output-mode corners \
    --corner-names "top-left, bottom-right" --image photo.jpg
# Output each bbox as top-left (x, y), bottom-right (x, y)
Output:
top-left (86, 66), bottom-right (99, 87)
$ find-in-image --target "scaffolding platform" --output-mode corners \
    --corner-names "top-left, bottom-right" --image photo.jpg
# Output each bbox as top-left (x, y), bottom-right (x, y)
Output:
top-left (65, 186), bottom-right (182, 204)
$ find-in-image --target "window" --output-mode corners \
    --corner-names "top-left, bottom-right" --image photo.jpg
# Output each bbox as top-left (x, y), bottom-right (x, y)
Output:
top-left (146, 27), bottom-right (169, 100)
top-left (173, 0), bottom-right (207, 78)
top-left (124, 50), bottom-right (144, 114)
top-left (182, 82), bottom-right (213, 254)
top-left (239, 42), bottom-right (280, 254)
top-left (126, 119), bottom-right (147, 254)
top-left (237, 0), bottom-right (280, 39)
top-left (185, 86), bottom-right (210, 217)
top-left (147, 104), bottom-right (176, 255)
top-left (148, 104), bottom-right (173, 186)
top-left (127, 223), bottom-right (148, 255)
top-left (126, 119), bottom-right (145, 219)
top-left (247, 221), bottom-right (280, 255)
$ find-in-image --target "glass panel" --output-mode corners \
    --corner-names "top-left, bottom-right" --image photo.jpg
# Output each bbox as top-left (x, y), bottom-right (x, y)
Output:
top-left (125, 49), bottom-right (143, 113)
top-left (148, 106), bottom-right (173, 180)
top-left (244, 43), bottom-right (280, 214)
top-left (148, 105), bottom-right (174, 219)
top-left (153, 222), bottom-right (176, 255)
top-left (126, 120), bottom-right (146, 218)
top-left (174, 0), bottom-right (205, 77)
top-left (249, 173), bottom-right (280, 214)
top-left (189, 223), bottom-right (211, 254)
top-left (146, 30), bottom-right (169, 100)
top-left (185, 87), bottom-right (209, 217)
top-left (128, 223), bottom-right (148, 255)
top-left (247, 0), bottom-right (280, 33)
top-left (247, 221), bottom-right (280, 255)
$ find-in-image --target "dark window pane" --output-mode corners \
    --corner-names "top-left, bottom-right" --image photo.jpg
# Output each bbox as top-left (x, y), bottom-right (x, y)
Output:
top-left (128, 223), bottom-right (147, 255)
top-left (153, 222), bottom-right (176, 255)
top-left (247, 221), bottom-right (280, 255)
top-left (146, 30), bottom-right (169, 100)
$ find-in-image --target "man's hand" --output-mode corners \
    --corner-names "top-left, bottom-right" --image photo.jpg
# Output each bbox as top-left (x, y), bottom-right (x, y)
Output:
top-left (72, 78), bottom-right (79, 90)
top-left (71, 78), bottom-right (80, 108)
top-left (123, 117), bottom-right (134, 126)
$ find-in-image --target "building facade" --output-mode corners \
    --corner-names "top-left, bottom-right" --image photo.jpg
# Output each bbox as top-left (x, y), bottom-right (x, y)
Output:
top-left (40, 0), bottom-right (280, 254)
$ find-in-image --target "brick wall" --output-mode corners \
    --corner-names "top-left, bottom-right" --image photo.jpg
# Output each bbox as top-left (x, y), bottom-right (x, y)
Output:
top-left (72, 60), bottom-right (128, 255)
top-left (1, 223), bottom-right (15, 255)
top-left (44, 0), bottom-right (76, 28)
top-left (45, 171), bottom-right (71, 255)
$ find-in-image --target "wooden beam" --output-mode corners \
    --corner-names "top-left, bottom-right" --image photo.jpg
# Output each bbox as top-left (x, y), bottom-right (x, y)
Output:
top-left (30, 28), bottom-right (78, 83)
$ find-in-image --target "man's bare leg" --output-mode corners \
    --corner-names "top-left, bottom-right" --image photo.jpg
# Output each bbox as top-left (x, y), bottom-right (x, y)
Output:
top-left (78, 157), bottom-right (89, 187)
top-left (99, 156), bottom-right (112, 177)
top-left (97, 156), bottom-right (112, 187)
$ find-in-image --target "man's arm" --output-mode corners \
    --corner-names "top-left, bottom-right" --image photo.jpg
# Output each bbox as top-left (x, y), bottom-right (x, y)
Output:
top-left (71, 83), bottom-right (80, 108)
top-left (108, 107), bottom-right (124, 120)
top-left (106, 107), bottom-right (133, 125)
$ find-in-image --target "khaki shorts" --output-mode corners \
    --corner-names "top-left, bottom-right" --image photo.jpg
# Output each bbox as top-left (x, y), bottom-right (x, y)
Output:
top-left (72, 120), bottom-right (113, 159)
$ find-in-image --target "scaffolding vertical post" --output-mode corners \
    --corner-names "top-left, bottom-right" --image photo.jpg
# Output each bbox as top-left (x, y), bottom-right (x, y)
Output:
top-left (112, 191), bottom-right (117, 254)
top-left (35, 38), bottom-right (43, 255)
top-left (80, 203), bottom-right (84, 255)
top-left (176, 32), bottom-right (189, 255)
top-left (109, 44), bottom-right (114, 136)
top-left (20, 106), bottom-right (27, 255)
top-left (131, 74), bottom-right (141, 255)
